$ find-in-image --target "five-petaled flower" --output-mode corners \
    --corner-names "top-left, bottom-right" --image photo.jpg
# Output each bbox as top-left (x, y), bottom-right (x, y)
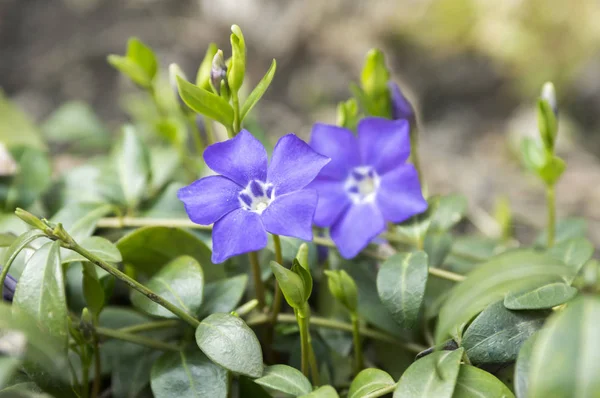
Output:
top-left (178, 130), bottom-right (330, 263)
top-left (307, 117), bottom-right (427, 258)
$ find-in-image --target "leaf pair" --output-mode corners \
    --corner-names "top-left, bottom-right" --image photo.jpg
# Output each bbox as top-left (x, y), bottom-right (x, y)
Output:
top-left (108, 37), bottom-right (157, 89)
top-left (270, 257), bottom-right (312, 311)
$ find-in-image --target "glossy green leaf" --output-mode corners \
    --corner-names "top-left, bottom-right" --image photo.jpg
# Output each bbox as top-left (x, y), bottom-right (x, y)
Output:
top-left (107, 37), bottom-right (157, 88)
top-left (462, 301), bottom-right (547, 364)
top-left (453, 365), bottom-right (515, 398)
top-left (504, 283), bottom-right (577, 310)
top-left (429, 195), bottom-right (467, 231)
top-left (228, 25), bottom-right (246, 92)
top-left (535, 218), bottom-right (586, 247)
top-left (325, 269), bottom-right (358, 313)
top-left (176, 77), bottom-right (234, 127)
top-left (254, 364), bottom-right (312, 396)
top-left (62, 236), bottom-right (122, 264)
top-left (537, 98), bottom-right (557, 152)
top-left (424, 231), bottom-right (452, 267)
top-left (199, 274), bottom-right (248, 317)
top-left (514, 333), bottom-right (537, 398)
top-left (528, 296), bottom-right (600, 397)
top-left (112, 348), bottom-right (160, 398)
top-left (196, 43), bottom-right (218, 89)
top-left (131, 255), bottom-right (204, 318)
top-left (394, 348), bottom-right (463, 398)
top-left (240, 59), bottom-right (276, 121)
top-left (377, 251), bottom-right (428, 330)
top-left (151, 349), bottom-right (227, 398)
top-left (116, 125), bottom-right (150, 209)
top-left (348, 368), bottom-right (395, 398)
top-left (195, 313), bottom-right (263, 378)
top-left (435, 250), bottom-right (571, 344)
top-left (0, 146), bottom-right (51, 210)
top-left (117, 226), bottom-right (224, 280)
top-left (299, 385), bottom-right (339, 398)
top-left (82, 262), bottom-right (105, 316)
top-left (270, 260), bottom-right (306, 309)
top-left (13, 241), bottom-right (68, 349)
top-left (547, 237), bottom-right (594, 281)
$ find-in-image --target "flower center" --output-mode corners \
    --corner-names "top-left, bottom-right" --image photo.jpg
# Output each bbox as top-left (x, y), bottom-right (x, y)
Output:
top-left (239, 180), bottom-right (274, 214)
top-left (344, 166), bottom-right (380, 204)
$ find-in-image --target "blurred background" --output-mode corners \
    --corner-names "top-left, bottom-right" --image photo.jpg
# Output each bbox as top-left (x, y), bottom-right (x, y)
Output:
top-left (2, 0), bottom-right (600, 242)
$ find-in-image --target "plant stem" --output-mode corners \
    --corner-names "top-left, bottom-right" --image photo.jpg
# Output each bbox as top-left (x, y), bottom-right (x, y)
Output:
top-left (428, 267), bottom-right (465, 282)
top-left (118, 320), bottom-right (179, 334)
top-left (362, 382), bottom-right (399, 398)
top-left (248, 251), bottom-right (266, 310)
top-left (351, 314), bottom-right (363, 375)
top-left (95, 327), bottom-right (180, 352)
top-left (546, 185), bottom-right (556, 248)
top-left (66, 243), bottom-right (200, 328)
top-left (91, 335), bottom-right (101, 398)
top-left (81, 348), bottom-right (90, 398)
top-left (233, 299), bottom-right (259, 317)
top-left (296, 310), bottom-right (310, 378)
top-left (246, 313), bottom-right (426, 353)
top-left (269, 234), bottom-right (284, 325)
top-left (410, 124), bottom-right (423, 184)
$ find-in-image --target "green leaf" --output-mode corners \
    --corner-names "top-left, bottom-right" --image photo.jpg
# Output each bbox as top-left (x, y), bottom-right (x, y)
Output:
top-left (62, 236), bottom-right (122, 264)
top-left (51, 203), bottom-right (113, 242)
top-left (435, 250), bottom-right (571, 344)
top-left (149, 147), bottom-right (180, 193)
top-left (359, 48), bottom-right (391, 118)
top-left (393, 348), bottom-right (463, 398)
top-left (462, 301), bottom-right (547, 364)
top-left (107, 37), bottom-right (157, 88)
top-left (429, 195), bottom-right (468, 231)
top-left (0, 356), bottom-right (21, 389)
top-left (538, 155), bottom-right (565, 186)
top-left (82, 262), bottom-right (105, 316)
top-left (299, 385), bottom-right (339, 398)
top-left (336, 98), bottom-right (359, 131)
top-left (131, 255), bottom-right (204, 318)
top-left (348, 368), bottom-right (395, 398)
top-left (196, 43), bottom-right (218, 89)
top-left (0, 384), bottom-right (53, 398)
top-left (117, 226), bottom-right (224, 281)
top-left (0, 229), bottom-right (45, 271)
top-left (0, 146), bottom-right (51, 210)
top-left (0, 90), bottom-right (45, 149)
top-left (240, 59), bottom-right (276, 121)
top-left (228, 25), bottom-right (246, 92)
top-left (547, 237), bottom-right (594, 281)
top-left (112, 348), bottom-right (160, 398)
top-left (115, 125), bottom-right (150, 210)
top-left (254, 364), bottom-right (312, 396)
top-left (424, 231), bottom-right (452, 267)
top-left (292, 258), bottom-right (313, 300)
top-left (270, 260), bottom-right (307, 309)
top-left (394, 199), bottom-right (437, 247)
top-left (151, 349), bottom-right (228, 398)
top-left (514, 333), bottom-right (537, 398)
top-left (377, 251), bottom-right (428, 330)
top-left (504, 283), bottom-right (577, 310)
top-left (528, 296), bottom-right (600, 397)
top-left (453, 365), bottom-right (515, 398)
top-left (535, 218), bottom-right (587, 247)
top-left (199, 274), bottom-right (248, 317)
top-left (196, 313), bottom-right (263, 378)
top-left (176, 77), bottom-right (234, 127)
top-left (520, 138), bottom-right (546, 172)
top-left (13, 241), bottom-right (68, 350)
top-left (324, 269), bottom-right (358, 313)
top-left (537, 98), bottom-right (557, 152)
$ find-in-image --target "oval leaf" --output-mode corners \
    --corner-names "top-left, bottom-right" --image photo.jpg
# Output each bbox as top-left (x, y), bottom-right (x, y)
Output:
top-left (504, 283), bottom-right (577, 310)
top-left (348, 368), bottom-right (395, 398)
top-left (176, 77), bottom-right (234, 127)
top-left (377, 251), bottom-right (428, 330)
top-left (12, 241), bottom-right (68, 349)
top-left (528, 296), bottom-right (600, 397)
top-left (254, 364), bottom-right (312, 396)
top-left (151, 349), bottom-right (227, 398)
top-left (453, 365), bottom-right (515, 398)
top-left (435, 250), bottom-right (571, 344)
top-left (195, 313), bottom-right (263, 378)
top-left (270, 260), bottom-right (306, 309)
top-left (199, 274), bottom-right (248, 317)
top-left (299, 385), bottom-right (339, 398)
top-left (116, 125), bottom-right (150, 210)
top-left (462, 301), bottom-right (547, 365)
top-left (394, 348), bottom-right (463, 398)
top-left (547, 238), bottom-right (594, 281)
top-left (131, 255), bottom-right (204, 319)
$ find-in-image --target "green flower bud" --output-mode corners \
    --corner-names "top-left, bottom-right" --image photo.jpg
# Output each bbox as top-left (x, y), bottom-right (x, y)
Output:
top-left (228, 25), bottom-right (246, 93)
top-left (325, 270), bottom-right (358, 313)
top-left (270, 261), bottom-right (307, 309)
top-left (537, 82), bottom-right (558, 153)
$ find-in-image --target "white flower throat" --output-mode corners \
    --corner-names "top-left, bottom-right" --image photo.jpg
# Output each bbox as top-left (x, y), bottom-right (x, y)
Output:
top-left (345, 166), bottom-right (380, 204)
top-left (239, 180), bottom-right (274, 214)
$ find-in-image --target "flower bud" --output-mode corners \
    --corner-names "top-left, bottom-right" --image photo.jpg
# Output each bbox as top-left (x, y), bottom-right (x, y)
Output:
top-left (541, 82), bottom-right (558, 117)
top-left (324, 270), bottom-right (358, 313)
top-left (14, 208), bottom-right (49, 232)
top-left (211, 50), bottom-right (228, 95)
top-left (1, 268), bottom-right (17, 302)
top-left (389, 81), bottom-right (415, 125)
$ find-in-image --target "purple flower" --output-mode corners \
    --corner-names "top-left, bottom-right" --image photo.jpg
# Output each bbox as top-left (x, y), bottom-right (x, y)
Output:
top-left (178, 130), bottom-right (330, 263)
top-left (1, 267), bottom-right (17, 302)
top-left (308, 117), bottom-right (427, 258)
top-left (389, 81), bottom-right (415, 123)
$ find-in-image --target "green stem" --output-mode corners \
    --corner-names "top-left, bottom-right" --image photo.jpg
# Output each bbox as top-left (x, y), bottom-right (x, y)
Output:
top-left (81, 347), bottom-right (90, 398)
top-left (307, 335), bottom-right (320, 386)
top-left (351, 313), bottom-right (363, 375)
top-left (296, 310), bottom-right (310, 378)
top-left (248, 251), bottom-right (266, 309)
top-left (188, 114), bottom-right (205, 155)
top-left (410, 124), bottom-right (423, 184)
top-left (96, 327), bottom-right (180, 352)
top-left (269, 235), bottom-right (284, 324)
top-left (91, 334), bottom-right (101, 398)
top-left (118, 320), bottom-right (179, 334)
top-left (362, 382), bottom-right (399, 398)
top-left (546, 185), bottom-right (556, 248)
top-left (67, 243), bottom-right (200, 328)
top-left (233, 299), bottom-right (259, 317)
top-left (232, 91), bottom-right (241, 134)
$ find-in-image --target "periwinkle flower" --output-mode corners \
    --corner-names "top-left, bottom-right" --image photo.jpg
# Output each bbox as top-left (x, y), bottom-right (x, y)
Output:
top-left (388, 81), bottom-right (415, 123)
top-left (1, 267), bottom-right (17, 302)
top-left (178, 130), bottom-right (330, 263)
top-left (308, 117), bottom-right (427, 258)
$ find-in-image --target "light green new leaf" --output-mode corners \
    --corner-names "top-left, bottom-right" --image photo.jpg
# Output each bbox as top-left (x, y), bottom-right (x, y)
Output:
top-left (514, 333), bottom-right (537, 398)
top-left (453, 365), bottom-right (515, 398)
top-left (325, 269), bottom-right (358, 313)
top-left (240, 59), bottom-right (276, 121)
top-left (255, 364), bottom-right (312, 396)
top-left (504, 283), bottom-right (577, 310)
top-left (107, 37), bottom-right (157, 88)
top-left (116, 125), bottom-right (150, 210)
top-left (270, 260), bottom-right (306, 309)
top-left (228, 25), bottom-right (246, 92)
top-left (377, 251), bottom-right (428, 330)
top-left (528, 296), bottom-right (600, 398)
top-left (176, 77), bottom-right (234, 127)
top-left (520, 138), bottom-right (546, 172)
top-left (196, 313), bottom-right (263, 378)
top-left (12, 241), bottom-right (68, 350)
top-left (435, 250), bottom-right (571, 344)
top-left (462, 301), bottom-right (547, 364)
top-left (131, 255), bottom-right (204, 318)
top-left (199, 274), bottom-right (248, 317)
top-left (0, 90), bottom-right (45, 149)
top-left (299, 385), bottom-right (339, 398)
top-left (151, 350), bottom-right (227, 398)
top-left (537, 98), bottom-right (557, 152)
top-left (62, 236), bottom-right (122, 264)
top-left (196, 43), bottom-right (218, 89)
top-left (348, 368), bottom-right (395, 398)
top-left (394, 348), bottom-right (463, 398)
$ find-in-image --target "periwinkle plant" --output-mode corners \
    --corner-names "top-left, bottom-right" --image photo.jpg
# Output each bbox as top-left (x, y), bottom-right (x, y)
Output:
top-left (0, 23), bottom-right (599, 398)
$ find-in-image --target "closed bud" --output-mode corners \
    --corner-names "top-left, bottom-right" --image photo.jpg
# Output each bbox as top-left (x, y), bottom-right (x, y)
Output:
top-left (14, 208), bottom-right (49, 232)
top-left (211, 50), bottom-right (228, 95)
top-left (541, 82), bottom-right (558, 117)
top-left (325, 270), bottom-right (358, 313)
